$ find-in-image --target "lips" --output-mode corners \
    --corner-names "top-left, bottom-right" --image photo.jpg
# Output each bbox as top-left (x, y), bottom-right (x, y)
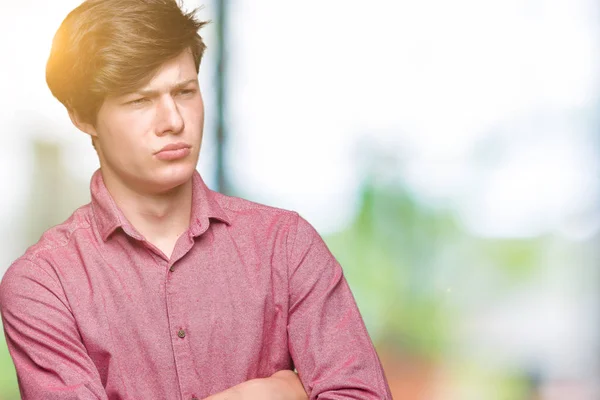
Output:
top-left (154, 142), bottom-right (192, 161)
top-left (155, 142), bottom-right (191, 154)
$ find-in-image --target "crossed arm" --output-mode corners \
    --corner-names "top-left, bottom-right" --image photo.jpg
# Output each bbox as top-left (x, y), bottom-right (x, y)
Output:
top-left (204, 370), bottom-right (306, 400)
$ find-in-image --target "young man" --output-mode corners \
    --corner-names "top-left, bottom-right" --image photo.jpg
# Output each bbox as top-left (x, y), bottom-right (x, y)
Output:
top-left (0, 0), bottom-right (392, 399)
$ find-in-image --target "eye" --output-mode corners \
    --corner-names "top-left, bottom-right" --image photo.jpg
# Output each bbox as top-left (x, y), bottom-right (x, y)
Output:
top-left (127, 97), bottom-right (149, 106)
top-left (177, 88), bottom-right (197, 96)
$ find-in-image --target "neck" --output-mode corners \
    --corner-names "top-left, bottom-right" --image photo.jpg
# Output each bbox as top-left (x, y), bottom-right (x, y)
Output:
top-left (101, 170), bottom-right (193, 249)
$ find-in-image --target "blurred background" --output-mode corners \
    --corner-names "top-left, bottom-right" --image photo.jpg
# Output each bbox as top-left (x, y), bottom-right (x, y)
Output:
top-left (1, 0), bottom-right (599, 398)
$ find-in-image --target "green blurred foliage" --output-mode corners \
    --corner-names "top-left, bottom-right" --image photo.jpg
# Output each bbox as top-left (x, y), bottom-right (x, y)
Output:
top-left (325, 180), bottom-right (458, 360)
top-left (0, 332), bottom-right (18, 400)
top-left (324, 176), bottom-right (546, 366)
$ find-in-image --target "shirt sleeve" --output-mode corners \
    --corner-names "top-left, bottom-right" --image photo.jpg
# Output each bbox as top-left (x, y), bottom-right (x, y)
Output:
top-left (286, 213), bottom-right (393, 399)
top-left (0, 258), bottom-right (108, 400)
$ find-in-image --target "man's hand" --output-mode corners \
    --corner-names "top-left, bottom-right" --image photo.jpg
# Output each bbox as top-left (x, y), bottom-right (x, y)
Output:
top-left (203, 370), bottom-right (307, 400)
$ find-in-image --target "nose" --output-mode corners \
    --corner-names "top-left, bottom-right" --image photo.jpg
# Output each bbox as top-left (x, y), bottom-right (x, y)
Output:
top-left (155, 95), bottom-right (184, 136)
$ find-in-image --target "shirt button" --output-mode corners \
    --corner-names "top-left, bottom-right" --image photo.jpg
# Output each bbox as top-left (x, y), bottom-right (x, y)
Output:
top-left (177, 329), bottom-right (186, 338)
top-left (169, 265), bottom-right (175, 272)
top-left (191, 397), bottom-right (199, 400)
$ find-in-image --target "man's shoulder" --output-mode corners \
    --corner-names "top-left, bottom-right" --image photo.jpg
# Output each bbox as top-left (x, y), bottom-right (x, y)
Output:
top-left (212, 190), bottom-right (300, 225)
top-left (0, 206), bottom-right (94, 318)
top-left (7, 204), bottom-right (93, 274)
top-left (209, 191), bottom-right (328, 251)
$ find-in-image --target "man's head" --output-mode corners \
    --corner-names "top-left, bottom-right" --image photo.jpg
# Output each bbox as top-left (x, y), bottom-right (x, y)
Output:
top-left (46, 0), bottom-right (209, 194)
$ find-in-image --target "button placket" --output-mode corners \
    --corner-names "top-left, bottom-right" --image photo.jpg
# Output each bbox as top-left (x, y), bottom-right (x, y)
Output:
top-left (165, 261), bottom-right (188, 397)
top-left (165, 246), bottom-right (201, 398)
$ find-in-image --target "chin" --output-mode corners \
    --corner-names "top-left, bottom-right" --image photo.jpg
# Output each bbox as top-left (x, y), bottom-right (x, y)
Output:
top-left (152, 162), bottom-right (196, 192)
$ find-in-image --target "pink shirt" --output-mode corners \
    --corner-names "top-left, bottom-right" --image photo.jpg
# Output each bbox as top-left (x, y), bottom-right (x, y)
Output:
top-left (0, 169), bottom-right (392, 399)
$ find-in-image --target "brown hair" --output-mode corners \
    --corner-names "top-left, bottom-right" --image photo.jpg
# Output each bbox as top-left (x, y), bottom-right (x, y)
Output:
top-left (46, 0), bottom-right (209, 125)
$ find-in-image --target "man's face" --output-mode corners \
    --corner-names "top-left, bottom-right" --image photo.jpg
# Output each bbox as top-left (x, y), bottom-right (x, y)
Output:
top-left (90, 49), bottom-right (204, 194)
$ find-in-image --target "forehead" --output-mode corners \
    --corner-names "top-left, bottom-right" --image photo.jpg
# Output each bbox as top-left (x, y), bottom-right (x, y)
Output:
top-left (142, 50), bottom-right (198, 90)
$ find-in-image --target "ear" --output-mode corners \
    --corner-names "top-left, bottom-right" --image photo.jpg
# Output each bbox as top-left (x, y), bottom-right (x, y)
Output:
top-left (68, 109), bottom-right (98, 138)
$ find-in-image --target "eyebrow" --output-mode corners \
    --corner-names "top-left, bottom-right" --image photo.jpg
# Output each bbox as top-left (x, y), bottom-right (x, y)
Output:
top-left (130, 78), bottom-right (198, 98)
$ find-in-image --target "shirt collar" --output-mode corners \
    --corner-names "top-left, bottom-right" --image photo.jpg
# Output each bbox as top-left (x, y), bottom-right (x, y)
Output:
top-left (90, 169), bottom-right (231, 242)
